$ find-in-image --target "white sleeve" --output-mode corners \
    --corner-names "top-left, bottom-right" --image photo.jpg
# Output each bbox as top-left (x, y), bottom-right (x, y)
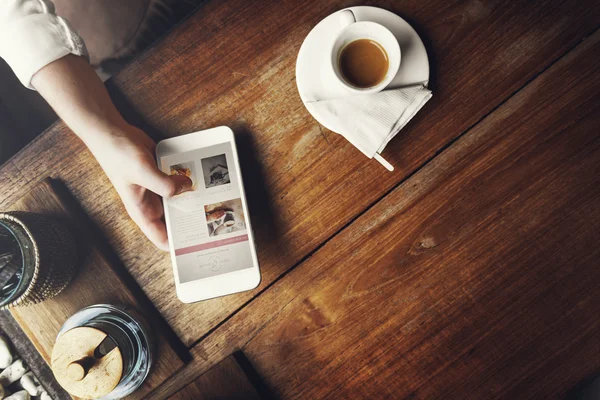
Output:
top-left (0, 0), bottom-right (88, 89)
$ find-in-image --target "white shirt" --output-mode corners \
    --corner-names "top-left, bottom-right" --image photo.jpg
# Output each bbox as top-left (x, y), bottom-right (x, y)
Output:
top-left (0, 0), bottom-right (87, 89)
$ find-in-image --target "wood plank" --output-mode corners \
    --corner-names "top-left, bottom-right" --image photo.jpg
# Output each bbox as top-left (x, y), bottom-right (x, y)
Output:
top-left (6, 179), bottom-right (189, 399)
top-left (169, 354), bottom-right (261, 400)
top-left (148, 28), bottom-right (600, 399)
top-left (0, 0), bottom-right (598, 348)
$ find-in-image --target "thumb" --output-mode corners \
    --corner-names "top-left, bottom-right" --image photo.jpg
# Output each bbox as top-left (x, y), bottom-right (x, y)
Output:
top-left (137, 166), bottom-right (193, 198)
top-left (168, 174), bottom-right (194, 196)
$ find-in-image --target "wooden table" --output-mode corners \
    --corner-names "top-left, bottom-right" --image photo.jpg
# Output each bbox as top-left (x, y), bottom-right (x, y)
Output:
top-left (1, 0), bottom-right (599, 398)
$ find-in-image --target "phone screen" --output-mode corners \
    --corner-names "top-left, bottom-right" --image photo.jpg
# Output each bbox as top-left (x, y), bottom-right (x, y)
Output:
top-left (159, 142), bottom-right (254, 283)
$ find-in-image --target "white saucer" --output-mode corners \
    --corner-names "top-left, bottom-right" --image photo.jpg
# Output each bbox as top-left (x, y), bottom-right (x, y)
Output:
top-left (296, 6), bottom-right (430, 134)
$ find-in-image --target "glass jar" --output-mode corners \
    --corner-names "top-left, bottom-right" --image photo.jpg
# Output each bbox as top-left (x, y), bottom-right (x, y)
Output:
top-left (0, 212), bottom-right (77, 308)
top-left (0, 218), bottom-right (35, 307)
top-left (56, 304), bottom-right (155, 399)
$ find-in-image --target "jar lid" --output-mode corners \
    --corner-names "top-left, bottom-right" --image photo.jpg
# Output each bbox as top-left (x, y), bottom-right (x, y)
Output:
top-left (51, 327), bottom-right (123, 399)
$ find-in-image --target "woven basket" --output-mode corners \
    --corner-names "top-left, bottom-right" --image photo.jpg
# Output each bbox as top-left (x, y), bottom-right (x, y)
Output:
top-left (0, 212), bottom-right (78, 309)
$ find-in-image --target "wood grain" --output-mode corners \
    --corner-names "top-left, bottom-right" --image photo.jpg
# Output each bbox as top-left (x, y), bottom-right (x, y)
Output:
top-left (169, 354), bottom-right (261, 400)
top-left (6, 179), bottom-right (187, 399)
top-left (0, 0), bottom-right (598, 348)
top-left (148, 26), bottom-right (600, 399)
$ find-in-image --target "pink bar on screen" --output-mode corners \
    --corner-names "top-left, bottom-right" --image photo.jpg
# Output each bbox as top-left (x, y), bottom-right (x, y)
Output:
top-left (175, 234), bottom-right (249, 256)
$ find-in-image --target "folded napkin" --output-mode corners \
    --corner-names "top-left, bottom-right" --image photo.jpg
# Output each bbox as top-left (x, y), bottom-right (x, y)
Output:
top-left (306, 85), bottom-right (432, 166)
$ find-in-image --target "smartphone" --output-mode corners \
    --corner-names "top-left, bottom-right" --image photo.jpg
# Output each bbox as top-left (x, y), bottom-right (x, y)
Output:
top-left (156, 126), bottom-right (260, 303)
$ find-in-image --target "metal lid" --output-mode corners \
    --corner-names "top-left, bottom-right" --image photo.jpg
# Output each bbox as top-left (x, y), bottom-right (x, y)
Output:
top-left (51, 327), bottom-right (123, 399)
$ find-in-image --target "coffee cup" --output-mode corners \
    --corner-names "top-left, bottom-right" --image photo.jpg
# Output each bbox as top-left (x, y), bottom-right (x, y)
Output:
top-left (331, 10), bottom-right (401, 94)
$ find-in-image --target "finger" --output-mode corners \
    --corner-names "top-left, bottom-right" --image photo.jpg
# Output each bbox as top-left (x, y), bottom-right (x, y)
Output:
top-left (138, 216), bottom-right (170, 251)
top-left (122, 188), bottom-right (170, 251)
top-left (169, 175), bottom-right (194, 196)
top-left (135, 159), bottom-right (193, 198)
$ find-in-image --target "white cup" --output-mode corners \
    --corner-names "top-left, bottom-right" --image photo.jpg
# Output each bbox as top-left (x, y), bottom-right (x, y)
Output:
top-left (331, 10), bottom-right (401, 94)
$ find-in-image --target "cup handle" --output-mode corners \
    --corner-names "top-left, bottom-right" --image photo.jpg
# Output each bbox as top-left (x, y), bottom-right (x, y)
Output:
top-left (339, 9), bottom-right (356, 28)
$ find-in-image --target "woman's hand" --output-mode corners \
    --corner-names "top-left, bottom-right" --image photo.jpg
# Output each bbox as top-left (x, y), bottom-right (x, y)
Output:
top-left (91, 125), bottom-right (191, 250)
top-left (31, 55), bottom-right (191, 250)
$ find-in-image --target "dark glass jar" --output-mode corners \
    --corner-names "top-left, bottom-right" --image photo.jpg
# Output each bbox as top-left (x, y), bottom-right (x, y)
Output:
top-left (0, 212), bottom-right (77, 308)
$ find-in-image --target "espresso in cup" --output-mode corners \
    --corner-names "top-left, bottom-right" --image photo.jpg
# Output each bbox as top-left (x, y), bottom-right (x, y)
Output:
top-left (330, 12), bottom-right (401, 94)
top-left (339, 39), bottom-right (389, 88)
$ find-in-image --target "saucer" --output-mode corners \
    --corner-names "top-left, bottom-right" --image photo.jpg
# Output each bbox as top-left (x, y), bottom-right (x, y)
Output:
top-left (296, 6), bottom-right (430, 134)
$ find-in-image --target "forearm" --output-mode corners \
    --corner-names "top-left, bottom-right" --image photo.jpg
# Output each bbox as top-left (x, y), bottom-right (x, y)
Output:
top-left (28, 54), bottom-right (190, 250)
top-left (30, 54), bottom-right (128, 152)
